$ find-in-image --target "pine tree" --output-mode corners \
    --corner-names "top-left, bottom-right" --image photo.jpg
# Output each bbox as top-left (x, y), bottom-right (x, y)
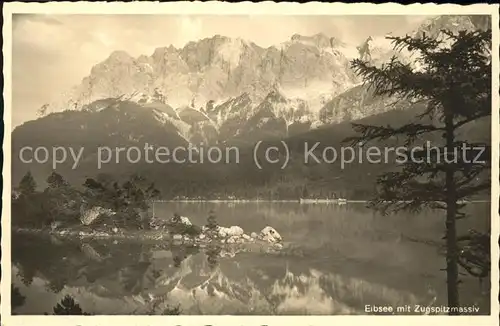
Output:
top-left (52, 295), bottom-right (89, 315)
top-left (47, 171), bottom-right (68, 189)
top-left (344, 28), bottom-right (491, 314)
top-left (11, 285), bottom-right (26, 312)
top-left (18, 171), bottom-right (37, 196)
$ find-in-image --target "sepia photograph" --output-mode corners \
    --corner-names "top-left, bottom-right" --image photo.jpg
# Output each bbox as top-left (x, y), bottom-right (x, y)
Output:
top-left (2, 2), bottom-right (498, 324)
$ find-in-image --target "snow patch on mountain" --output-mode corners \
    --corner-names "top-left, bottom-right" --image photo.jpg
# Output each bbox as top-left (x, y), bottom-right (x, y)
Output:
top-left (217, 38), bottom-right (244, 68)
top-left (280, 80), bottom-right (340, 113)
top-left (336, 43), bottom-right (359, 61)
top-left (152, 109), bottom-right (192, 143)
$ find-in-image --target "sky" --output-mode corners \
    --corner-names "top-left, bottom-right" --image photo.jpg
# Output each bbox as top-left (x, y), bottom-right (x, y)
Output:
top-left (11, 14), bottom-right (431, 127)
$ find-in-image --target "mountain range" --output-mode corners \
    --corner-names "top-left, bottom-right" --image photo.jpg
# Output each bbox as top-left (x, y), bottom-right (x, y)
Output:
top-left (12, 14), bottom-right (491, 197)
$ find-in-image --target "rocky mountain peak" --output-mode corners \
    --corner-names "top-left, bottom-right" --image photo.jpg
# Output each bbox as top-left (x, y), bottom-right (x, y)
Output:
top-left (265, 86), bottom-right (288, 104)
top-left (413, 15), bottom-right (479, 39)
top-left (36, 14), bottom-right (488, 145)
top-left (90, 50), bottom-right (135, 74)
top-left (290, 32), bottom-right (333, 49)
top-left (107, 50), bottom-right (134, 62)
top-left (152, 45), bottom-right (178, 57)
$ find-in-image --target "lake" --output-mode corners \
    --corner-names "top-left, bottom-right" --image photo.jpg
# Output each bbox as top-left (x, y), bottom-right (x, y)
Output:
top-left (11, 202), bottom-right (491, 315)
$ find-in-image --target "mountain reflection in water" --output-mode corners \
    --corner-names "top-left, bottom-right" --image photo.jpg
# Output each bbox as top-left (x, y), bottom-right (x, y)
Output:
top-left (12, 203), bottom-right (490, 315)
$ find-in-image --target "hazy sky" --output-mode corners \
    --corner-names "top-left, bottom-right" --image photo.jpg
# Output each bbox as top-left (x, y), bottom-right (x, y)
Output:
top-left (11, 14), bottom-right (431, 127)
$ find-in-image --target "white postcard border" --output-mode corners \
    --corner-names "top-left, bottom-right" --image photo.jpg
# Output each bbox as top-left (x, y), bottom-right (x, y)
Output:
top-left (2, 2), bottom-right (499, 325)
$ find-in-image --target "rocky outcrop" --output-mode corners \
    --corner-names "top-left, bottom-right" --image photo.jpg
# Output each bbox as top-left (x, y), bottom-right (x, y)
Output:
top-left (214, 225), bottom-right (282, 243)
top-left (167, 221), bottom-right (283, 250)
top-left (217, 226), bottom-right (244, 238)
top-left (80, 206), bottom-right (116, 226)
top-left (46, 33), bottom-right (358, 116)
top-left (170, 215), bottom-right (192, 226)
top-left (36, 28), bottom-right (396, 144)
top-left (259, 226), bottom-right (283, 243)
top-left (149, 216), bottom-right (168, 230)
top-left (150, 215), bottom-right (193, 230)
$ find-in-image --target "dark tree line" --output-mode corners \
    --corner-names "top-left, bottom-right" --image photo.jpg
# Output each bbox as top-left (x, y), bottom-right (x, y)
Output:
top-left (12, 171), bottom-right (160, 229)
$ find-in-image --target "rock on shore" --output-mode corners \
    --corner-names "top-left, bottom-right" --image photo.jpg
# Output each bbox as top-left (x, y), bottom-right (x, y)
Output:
top-left (259, 226), bottom-right (282, 243)
top-left (170, 222), bottom-right (283, 248)
top-left (80, 205), bottom-right (116, 225)
top-left (217, 226), bottom-right (244, 238)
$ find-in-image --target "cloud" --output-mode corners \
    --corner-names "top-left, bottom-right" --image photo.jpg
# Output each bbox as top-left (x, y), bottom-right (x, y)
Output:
top-left (13, 14), bottom-right (63, 26)
top-left (405, 15), bottom-right (435, 25)
top-left (178, 16), bottom-right (203, 44)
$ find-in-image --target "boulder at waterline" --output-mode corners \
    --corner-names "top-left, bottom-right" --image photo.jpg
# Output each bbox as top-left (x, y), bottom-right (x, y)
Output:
top-left (259, 226), bottom-right (282, 243)
top-left (217, 226), bottom-right (244, 238)
top-left (171, 215), bottom-right (192, 226)
top-left (80, 206), bottom-right (116, 225)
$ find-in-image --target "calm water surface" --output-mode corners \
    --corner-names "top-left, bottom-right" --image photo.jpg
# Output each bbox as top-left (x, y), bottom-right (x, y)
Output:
top-left (11, 203), bottom-right (490, 315)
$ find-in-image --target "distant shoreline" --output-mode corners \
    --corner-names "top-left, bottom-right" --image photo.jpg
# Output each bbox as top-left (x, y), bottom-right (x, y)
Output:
top-left (152, 199), bottom-right (351, 204)
top-left (151, 199), bottom-right (491, 204)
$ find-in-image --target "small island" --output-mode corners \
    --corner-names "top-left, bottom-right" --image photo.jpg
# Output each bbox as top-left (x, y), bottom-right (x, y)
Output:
top-left (12, 171), bottom-right (285, 252)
